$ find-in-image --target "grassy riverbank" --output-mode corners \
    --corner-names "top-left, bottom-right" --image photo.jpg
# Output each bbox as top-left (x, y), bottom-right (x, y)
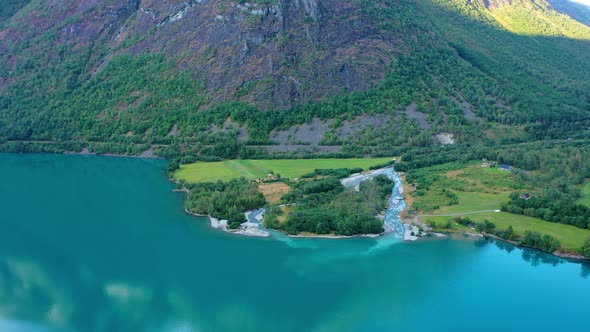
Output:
top-left (174, 158), bottom-right (392, 183)
top-left (427, 213), bottom-right (590, 249)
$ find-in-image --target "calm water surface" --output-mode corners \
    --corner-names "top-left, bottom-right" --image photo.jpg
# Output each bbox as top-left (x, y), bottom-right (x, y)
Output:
top-left (0, 154), bottom-right (588, 332)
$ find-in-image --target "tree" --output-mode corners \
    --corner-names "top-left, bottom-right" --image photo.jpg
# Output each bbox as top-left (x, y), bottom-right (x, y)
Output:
top-left (483, 220), bottom-right (496, 233)
top-left (521, 231), bottom-right (560, 253)
top-left (497, 225), bottom-right (514, 240)
top-left (583, 238), bottom-right (590, 259)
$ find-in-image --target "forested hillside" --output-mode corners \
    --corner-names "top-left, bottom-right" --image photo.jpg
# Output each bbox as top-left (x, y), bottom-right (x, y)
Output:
top-left (0, 0), bottom-right (589, 158)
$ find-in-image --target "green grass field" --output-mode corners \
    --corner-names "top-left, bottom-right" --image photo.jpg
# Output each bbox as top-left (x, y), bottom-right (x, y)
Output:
top-left (412, 163), bottom-right (525, 213)
top-left (413, 164), bottom-right (590, 249)
top-left (427, 212), bottom-right (590, 249)
top-left (577, 180), bottom-right (590, 207)
top-left (435, 191), bottom-right (509, 214)
top-left (174, 158), bottom-right (393, 183)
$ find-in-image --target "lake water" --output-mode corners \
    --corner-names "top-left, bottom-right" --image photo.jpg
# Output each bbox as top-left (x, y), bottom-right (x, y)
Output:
top-left (0, 154), bottom-right (588, 332)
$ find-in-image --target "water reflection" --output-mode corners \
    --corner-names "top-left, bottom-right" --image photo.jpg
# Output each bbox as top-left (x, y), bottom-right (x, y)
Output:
top-left (0, 318), bottom-right (51, 332)
top-left (488, 238), bottom-right (515, 254)
top-left (0, 237), bottom-right (470, 332)
top-left (2, 235), bottom-right (589, 331)
top-left (486, 238), bottom-right (565, 267)
top-left (0, 256), bottom-right (188, 332)
top-left (486, 237), bottom-right (590, 276)
top-left (522, 248), bottom-right (563, 267)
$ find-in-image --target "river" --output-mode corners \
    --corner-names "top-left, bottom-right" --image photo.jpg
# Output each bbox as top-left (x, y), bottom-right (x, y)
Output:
top-left (0, 154), bottom-right (588, 332)
top-left (340, 167), bottom-right (406, 237)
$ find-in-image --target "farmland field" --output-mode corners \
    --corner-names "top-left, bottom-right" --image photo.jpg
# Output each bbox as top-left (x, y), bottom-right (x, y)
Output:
top-left (174, 158), bottom-right (393, 183)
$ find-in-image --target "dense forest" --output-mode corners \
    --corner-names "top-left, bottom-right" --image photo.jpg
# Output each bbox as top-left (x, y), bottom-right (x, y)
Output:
top-left (265, 175), bottom-right (393, 235)
top-left (184, 179), bottom-right (266, 229)
top-left (182, 169), bottom-right (394, 236)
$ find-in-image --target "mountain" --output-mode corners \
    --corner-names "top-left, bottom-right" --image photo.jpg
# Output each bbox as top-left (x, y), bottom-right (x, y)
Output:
top-left (0, 0), bottom-right (589, 158)
top-left (548, 0), bottom-right (590, 26)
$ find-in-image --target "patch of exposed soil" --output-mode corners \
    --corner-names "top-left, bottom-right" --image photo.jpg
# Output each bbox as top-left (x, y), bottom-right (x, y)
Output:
top-left (405, 102), bottom-right (430, 129)
top-left (210, 118), bottom-right (250, 142)
top-left (452, 94), bottom-right (476, 119)
top-left (168, 123), bottom-right (179, 136)
top-left (269, 118), bottom-right (333, 145)
top-left (433, 132), bottom-right (455, 145)
top-left (258, 182), bottom-right (291, 205)
top-left (139, 145), bottom-right (155, 158)
top-left (335, 113), bottom-right (392, 139)
top-left (256, 144), bottom-right (342, 154)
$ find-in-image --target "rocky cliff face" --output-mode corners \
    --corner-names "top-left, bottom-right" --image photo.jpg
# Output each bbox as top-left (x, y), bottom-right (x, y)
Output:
top-left (1, 0), bottom-right (397, 109)
top-left (1, 0), bottom-right (589, 156)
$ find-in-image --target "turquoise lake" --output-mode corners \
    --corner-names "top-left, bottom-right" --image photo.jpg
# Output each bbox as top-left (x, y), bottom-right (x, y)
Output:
top-left (0, 153), bottom-right (588, 332)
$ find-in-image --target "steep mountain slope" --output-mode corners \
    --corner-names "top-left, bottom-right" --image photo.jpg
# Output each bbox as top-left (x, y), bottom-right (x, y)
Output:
top-left (0, 0), bottom-right (30, 26)
top-left (0, 0), bottom-right (396, 109)
top-left (0, 0), bottom-right (589, 158)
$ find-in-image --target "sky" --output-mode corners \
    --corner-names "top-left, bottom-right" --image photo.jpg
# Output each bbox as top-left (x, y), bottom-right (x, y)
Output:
top-left (569, 0), bottom-right (590, 6)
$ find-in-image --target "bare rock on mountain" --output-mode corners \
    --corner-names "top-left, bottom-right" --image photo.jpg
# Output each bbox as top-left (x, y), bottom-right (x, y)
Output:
top-left (0, 0), bottom-right (398, 109)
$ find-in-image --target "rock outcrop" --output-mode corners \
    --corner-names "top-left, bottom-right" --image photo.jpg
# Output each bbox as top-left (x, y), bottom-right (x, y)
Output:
top-left (0, 0), bottom-right (397, 109)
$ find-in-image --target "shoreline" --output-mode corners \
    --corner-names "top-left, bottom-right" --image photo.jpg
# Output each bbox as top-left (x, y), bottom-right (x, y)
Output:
top-left (288, 233), bottom-right (383, 239)
top-left (408, 227), bottom-right (588, 262)
top-left (64, 148), bottom-right (164, 159)
top-left (183, 209), bottom-right (270, 238)
top-left (183, 207), bottom-right (384, 239)
top-left (482, 233), bottom-right (588, 262)
top-left (171, 160), bottom-right (587, 261)
top-left (176, 166), bottom-right (407, 240)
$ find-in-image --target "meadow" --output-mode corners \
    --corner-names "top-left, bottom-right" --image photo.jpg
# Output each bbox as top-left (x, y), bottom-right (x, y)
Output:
top-left (427, 212), bottom-right (590, 249)
top-left (411, 163), bottom-right (590, 249)
top-left (174, 158), bottom-right (393, 183)
top-left (409, 162), bottom-right (527, 213)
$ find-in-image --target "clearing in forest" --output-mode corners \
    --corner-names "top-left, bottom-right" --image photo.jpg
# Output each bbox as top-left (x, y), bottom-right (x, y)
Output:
top-left (258, 182), bottom-right (291, 205)
top-left (577, 180), bottom-right (590, 207)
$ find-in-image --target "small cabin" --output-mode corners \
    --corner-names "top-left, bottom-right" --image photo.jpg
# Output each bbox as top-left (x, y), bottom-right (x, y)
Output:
top-left (499, 164), bottom-right (513, 171)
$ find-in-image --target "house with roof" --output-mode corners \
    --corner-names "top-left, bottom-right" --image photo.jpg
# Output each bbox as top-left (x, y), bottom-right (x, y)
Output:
top-left (481, 159), bottom-right (496, 168)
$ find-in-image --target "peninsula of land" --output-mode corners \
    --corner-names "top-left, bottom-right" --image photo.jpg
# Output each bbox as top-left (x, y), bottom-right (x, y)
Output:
top-left (172, 156), bottom-right (590, 261)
